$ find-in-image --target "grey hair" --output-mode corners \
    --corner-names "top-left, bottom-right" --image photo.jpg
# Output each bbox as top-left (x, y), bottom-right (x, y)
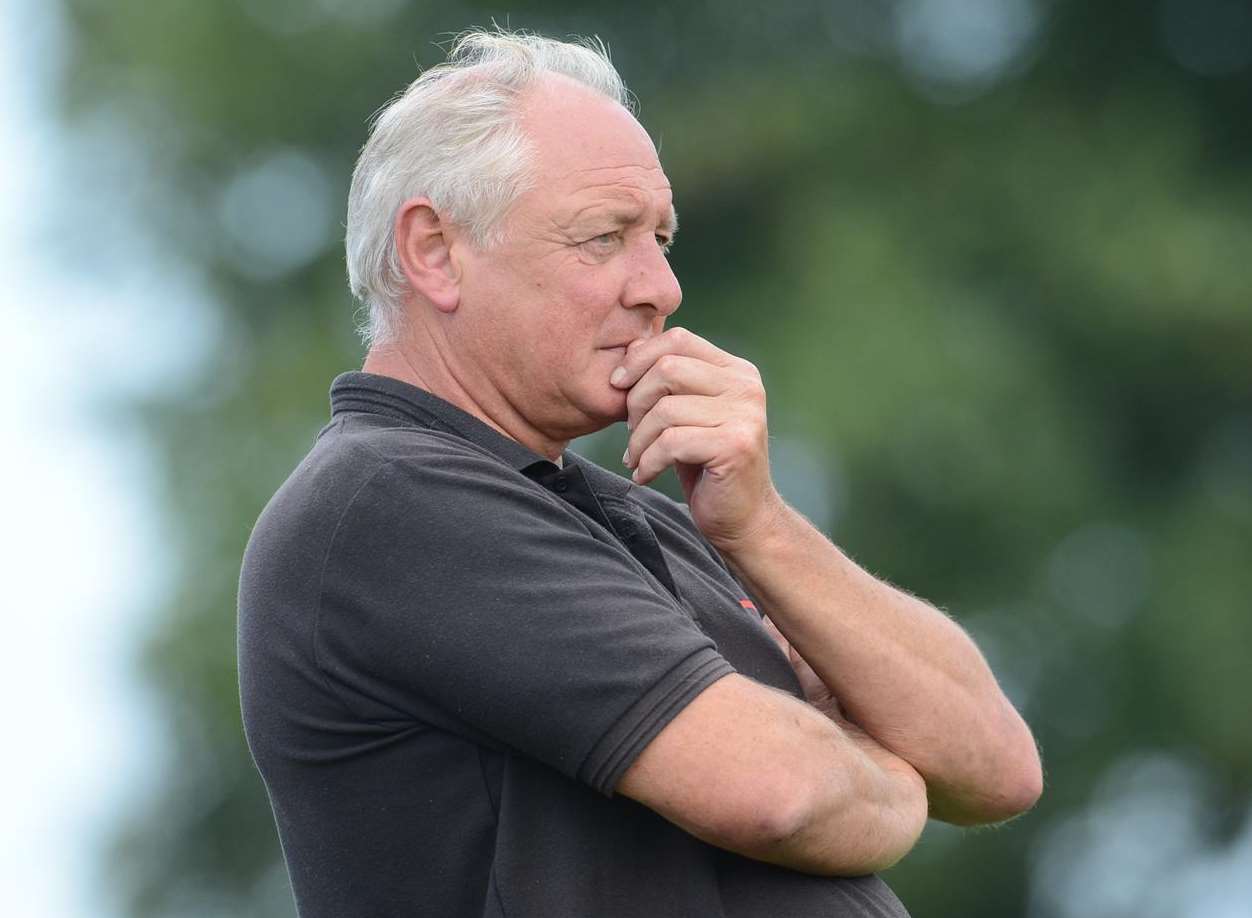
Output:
top-left (345, 27), bottom-right (634, 346)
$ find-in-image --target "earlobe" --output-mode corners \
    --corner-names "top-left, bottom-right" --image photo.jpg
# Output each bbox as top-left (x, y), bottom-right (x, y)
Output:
top-left (395, 197), bottom-right (461, 313)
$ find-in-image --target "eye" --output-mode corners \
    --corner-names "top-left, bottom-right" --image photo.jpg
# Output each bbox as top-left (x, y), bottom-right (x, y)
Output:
top-left (656, 234), bottom-right (674, 254)
top-left (582, 232), bottom-right (621, 250)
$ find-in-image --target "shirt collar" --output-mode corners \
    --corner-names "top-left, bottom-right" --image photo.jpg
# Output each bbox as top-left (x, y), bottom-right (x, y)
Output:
top-left (328, 370), bottom-right (662, 582)
top-left (329, 371), bottom-right (570, 476)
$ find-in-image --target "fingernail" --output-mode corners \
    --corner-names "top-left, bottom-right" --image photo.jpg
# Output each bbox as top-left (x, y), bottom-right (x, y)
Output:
top-left (610, 367), bottom-right (627, 386)
top-left (622, 448), bottom-right (631, 466)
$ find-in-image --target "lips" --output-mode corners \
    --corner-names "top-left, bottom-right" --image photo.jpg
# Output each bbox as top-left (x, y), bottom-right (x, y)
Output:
top-left (600, 335), bottom-right (650, 354)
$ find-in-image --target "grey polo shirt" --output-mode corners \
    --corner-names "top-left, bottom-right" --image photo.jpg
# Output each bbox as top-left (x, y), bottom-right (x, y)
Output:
top-left (238, 371), bottom-right (909, 918)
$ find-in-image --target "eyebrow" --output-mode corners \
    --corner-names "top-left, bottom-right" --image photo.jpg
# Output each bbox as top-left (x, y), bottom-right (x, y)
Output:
top-left (573, 204), bottom-right (680, 238)
top-left (661, 208), bottom-right (679, 238)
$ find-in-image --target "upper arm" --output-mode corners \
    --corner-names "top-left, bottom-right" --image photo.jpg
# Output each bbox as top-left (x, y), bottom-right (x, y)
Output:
top-left (314, 448), bottom-right (732, 792)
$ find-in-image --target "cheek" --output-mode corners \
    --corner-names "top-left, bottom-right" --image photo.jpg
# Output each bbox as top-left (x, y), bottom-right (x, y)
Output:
top-left (529, 263), bottom-right (627, 357)
top-left (575, 275), bottom-right (626, 327)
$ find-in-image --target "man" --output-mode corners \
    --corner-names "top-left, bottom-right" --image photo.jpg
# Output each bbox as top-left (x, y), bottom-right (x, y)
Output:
top-left (238, 28), bottom-right (1042, 918)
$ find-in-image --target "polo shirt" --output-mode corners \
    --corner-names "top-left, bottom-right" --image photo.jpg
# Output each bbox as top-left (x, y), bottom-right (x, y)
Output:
top-left (238, 371), bottom-right (909, 918)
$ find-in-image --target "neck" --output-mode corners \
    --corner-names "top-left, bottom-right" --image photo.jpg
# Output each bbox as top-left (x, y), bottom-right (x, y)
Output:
top-left (361, 339), bottom-right (569, 463)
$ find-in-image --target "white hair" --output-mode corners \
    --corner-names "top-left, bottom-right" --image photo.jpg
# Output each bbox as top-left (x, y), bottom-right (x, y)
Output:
top-left (344, 27), bottom-right (634, 346)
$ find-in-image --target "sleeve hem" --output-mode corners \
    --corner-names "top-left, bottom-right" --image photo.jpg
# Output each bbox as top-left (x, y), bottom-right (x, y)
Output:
top-left (579, 647), bottom-right (735, 796)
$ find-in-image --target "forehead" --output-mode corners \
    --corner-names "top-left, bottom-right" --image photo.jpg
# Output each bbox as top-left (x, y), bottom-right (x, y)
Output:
top-left (550, 165), bottom-right (675, 231)
top-left (518, 77), bottom-right (674, 219)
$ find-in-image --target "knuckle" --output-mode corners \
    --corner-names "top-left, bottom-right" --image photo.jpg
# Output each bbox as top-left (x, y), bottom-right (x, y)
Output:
top-left (625, 388), bottom-right (646, 419)
top-left (666, 326), bottom-right (692, 347)
top-left (655, 352), bottom-right (682, 375)
top-left (738, 381), bottom-right (766, 405)
top-left (654, 395), bottom-right (676, 423)
top-left (727, 424), bottom-right (757, 453)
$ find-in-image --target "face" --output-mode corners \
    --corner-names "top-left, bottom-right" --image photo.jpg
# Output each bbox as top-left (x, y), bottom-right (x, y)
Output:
top-left (450, 75), bottom-right (682, 443)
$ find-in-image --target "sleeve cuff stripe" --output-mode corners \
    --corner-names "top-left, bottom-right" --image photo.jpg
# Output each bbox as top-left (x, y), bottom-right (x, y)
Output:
top-left (580, 648), bottom-right (735, 796)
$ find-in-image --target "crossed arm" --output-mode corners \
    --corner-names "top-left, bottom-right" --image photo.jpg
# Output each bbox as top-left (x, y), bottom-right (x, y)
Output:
top-left (618, 511), bottom-right (1042, 875)
top-left (612, 328), bottom-right (1043, 876)
top-left (720, 503), bottom-right (1043, 827)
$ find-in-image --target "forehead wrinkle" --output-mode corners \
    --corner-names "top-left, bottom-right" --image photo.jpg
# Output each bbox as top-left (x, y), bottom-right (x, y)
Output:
top-left (555, 183), bottom-right (649, 220)
top-left (564, 161), bottom-right (666, 175)
top-left (545, 160), bottom-right (670, 190)
top-left (548, 201), bottom-right (637, 233)
top-left (554, 177), bottom-right (671, 206)
top-left (564, 173), bottom-right (672, 207)
top-left (557, 194), bottom-right (678, 235)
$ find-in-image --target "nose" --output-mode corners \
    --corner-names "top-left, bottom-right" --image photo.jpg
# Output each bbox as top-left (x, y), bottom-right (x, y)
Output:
top-left (622, 237), bottom-right (682, 317)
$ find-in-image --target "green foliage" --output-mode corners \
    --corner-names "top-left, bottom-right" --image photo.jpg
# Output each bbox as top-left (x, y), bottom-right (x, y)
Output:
top-left (56, 1), bottom-right (1252, 915)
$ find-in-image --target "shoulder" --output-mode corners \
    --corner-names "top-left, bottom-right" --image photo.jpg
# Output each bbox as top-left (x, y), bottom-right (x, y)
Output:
top-left (330, 414), bottom-right (513, 472)
top-left (308, 423), bottom-right (606, 567)
top-left (289, 416), bottom-right (540, 510)
top-left (243, 420), bottom-right (570, 583)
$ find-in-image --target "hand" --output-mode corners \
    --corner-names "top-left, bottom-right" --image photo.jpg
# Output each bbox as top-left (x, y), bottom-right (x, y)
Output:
top-left (610, 327), bottom-right (786, 550)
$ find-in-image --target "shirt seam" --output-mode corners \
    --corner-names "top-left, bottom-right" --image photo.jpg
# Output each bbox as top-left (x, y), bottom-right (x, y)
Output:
top-left (336, 413), bottom-right (547, 480)
top-left (311, 458), bottom-right (407, 724)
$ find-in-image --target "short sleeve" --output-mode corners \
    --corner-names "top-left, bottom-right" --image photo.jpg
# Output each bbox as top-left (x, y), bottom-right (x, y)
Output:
top-left (314, 443), bottom-right (735, 795)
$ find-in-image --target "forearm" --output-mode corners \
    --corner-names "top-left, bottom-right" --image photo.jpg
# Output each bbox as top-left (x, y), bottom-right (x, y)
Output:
top-left (676, 686), bottom-right (931, 876)
top-left (769, 706), bottom-right (929, 876)
top-left (720, 503), bottom-right (1042, 824)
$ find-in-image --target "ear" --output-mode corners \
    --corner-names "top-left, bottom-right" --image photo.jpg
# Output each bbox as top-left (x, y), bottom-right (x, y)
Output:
top-left (394, 197), bottom-right (461, 313)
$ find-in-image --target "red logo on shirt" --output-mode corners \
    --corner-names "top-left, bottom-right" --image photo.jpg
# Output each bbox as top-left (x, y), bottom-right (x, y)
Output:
top-left (739, 599), bottom-right (757, 612)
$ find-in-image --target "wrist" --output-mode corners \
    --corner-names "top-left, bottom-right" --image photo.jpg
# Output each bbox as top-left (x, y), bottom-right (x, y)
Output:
top-left (708, 491), bottom-right (793, 560)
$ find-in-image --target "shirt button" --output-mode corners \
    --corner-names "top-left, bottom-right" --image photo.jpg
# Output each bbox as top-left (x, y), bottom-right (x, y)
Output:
top-left (554, 477), bottom-right (569, 492)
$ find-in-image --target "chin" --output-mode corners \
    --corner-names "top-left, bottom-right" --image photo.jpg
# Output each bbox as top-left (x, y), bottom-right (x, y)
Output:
top-left (570, 385), bottom-right (628, 434)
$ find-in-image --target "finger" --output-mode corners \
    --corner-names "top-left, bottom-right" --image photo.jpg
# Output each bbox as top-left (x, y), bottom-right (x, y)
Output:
top-left (632, 424), bottom-right (727, 485)
top-left (610, 326), bottom-right (738, 389)
top-left (625, 354), bottom-right (729, 431)
top-left (760, 615), bottom-right (791, 657)
top-left (762, 615), bottom-right (808, 671)
top-left (625, 394), bottom-right (724, 470)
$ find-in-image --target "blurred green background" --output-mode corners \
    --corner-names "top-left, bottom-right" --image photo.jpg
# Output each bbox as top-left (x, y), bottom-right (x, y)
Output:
top-left (49, 0), bottom-right (1252, 915)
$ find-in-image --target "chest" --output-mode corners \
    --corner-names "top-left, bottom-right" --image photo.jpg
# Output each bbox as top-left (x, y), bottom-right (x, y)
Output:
top-left (619, 497), bottom-right (802, 695)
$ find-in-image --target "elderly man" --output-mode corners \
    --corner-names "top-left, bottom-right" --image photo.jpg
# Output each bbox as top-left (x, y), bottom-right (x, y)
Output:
top-left (238, 28), bottom-right (1041, 918)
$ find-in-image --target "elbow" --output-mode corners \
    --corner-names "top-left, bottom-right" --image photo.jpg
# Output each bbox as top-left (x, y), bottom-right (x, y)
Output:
top-left (702, 772), bottom-right (834, 868)
top-left (718, 772), bottom-right (821, 855)
top-left (943, 733), bottom-right (1044, 826)
top-left (994, 722), bottom-right (1044, 819)
top-left (983, 761), bottom-right (1043, 825)
top-left (979, 708), bottom-right (1045, 822)
top-left (745, 770), bottom-right (926, 877)
top-left (1001, 744), bottom-right (1044, 818)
